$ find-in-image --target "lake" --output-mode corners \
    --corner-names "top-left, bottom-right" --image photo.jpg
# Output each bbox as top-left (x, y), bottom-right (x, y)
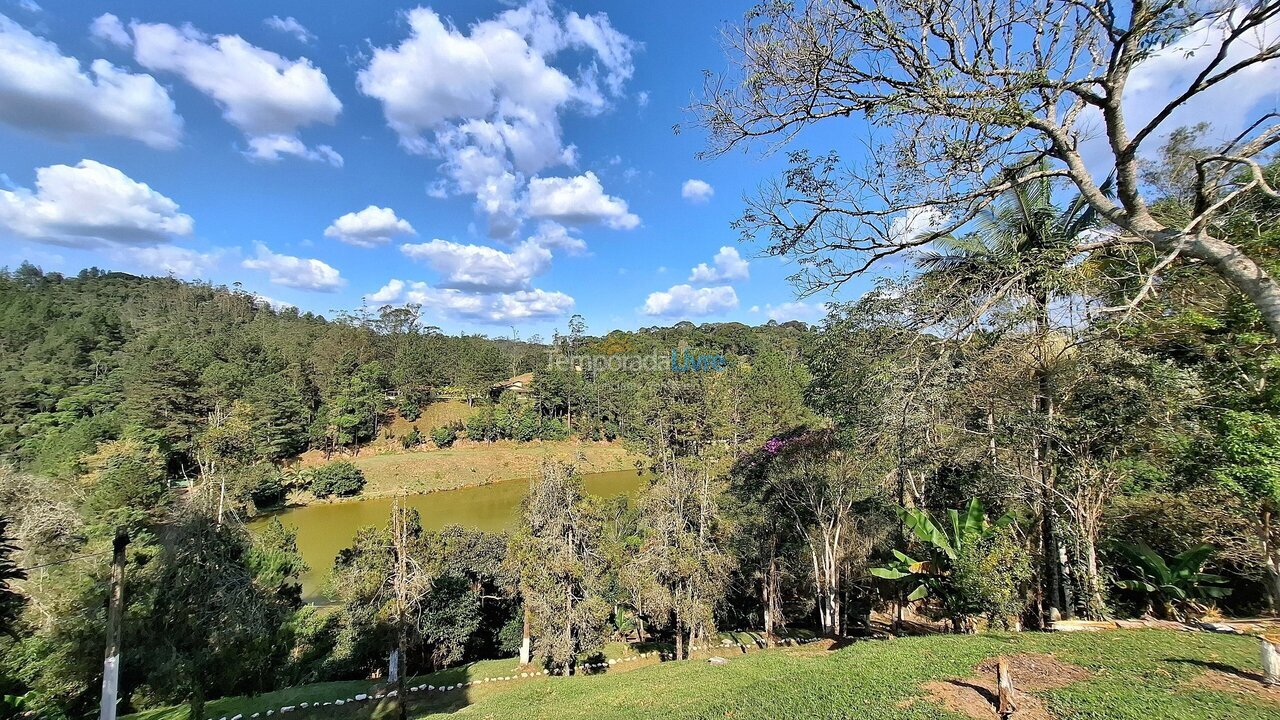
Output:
top-left (250, 469), bottom-right (649, 602)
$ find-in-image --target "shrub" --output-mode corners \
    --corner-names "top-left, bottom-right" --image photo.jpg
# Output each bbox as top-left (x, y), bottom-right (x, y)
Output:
top-left (308, 461), bottom-right (366, 498)
top-left (249, 470), bottom-right (287, 510)
top-left (401, 425), bottom-right (423, 449)
top-left (431, 425), bottom-right (458, 448)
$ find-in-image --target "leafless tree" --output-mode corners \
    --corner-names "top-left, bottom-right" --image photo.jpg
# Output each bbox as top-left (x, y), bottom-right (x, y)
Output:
top-left (695, 0), bottom-right (1280, 334)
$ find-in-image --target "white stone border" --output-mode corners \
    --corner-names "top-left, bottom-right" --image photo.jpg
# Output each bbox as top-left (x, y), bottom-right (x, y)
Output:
top-left (209, 637), bottom-right (825, 720)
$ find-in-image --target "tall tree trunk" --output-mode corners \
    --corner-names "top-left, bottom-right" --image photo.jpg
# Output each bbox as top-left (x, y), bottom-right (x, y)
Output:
top-left (1032, 295), bottom-right (1065, 626)
top-left (673, 607), bottom-right (683, 660)
top-left (1262, 506), bottom-right (1280, 613)
top-left (99, 531), bottom-right (128, 720)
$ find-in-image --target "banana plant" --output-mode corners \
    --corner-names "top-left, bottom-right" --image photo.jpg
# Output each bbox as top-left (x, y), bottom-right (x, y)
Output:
top-left (1112, 541), bottom-right (1230, 620)
top-left (871, 498), bottom-right (1014, 626)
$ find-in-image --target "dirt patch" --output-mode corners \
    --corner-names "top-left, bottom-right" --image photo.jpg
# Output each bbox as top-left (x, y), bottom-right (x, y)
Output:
top-left (975, 653), bottom-right (1092, 691)
top-left (920, 679), bottom-right (1055, 720)
top-left (916, 654), bottom-right (1091, 720)
top-left (1189, 670), bottom-right (1280, 705)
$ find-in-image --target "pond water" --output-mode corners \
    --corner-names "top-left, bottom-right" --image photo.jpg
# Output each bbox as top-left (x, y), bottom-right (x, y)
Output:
top-left (250, 469), bottom-right (649, 603)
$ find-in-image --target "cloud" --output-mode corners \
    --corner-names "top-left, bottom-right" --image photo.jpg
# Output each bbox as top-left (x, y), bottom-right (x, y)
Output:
top-left (0, 15), bottom-right (181, 147)
top-left (527, 221), bottom-right (586, 254)
top-left (400, 238), bottom-right (551, 292)
top-left (642, 284), bottom-right (739, 317)
top-left (324, 206), bottom-right (416, 248)
top-left (0, 159), bottom-right (193, 247)
top-left (888, 207), bottom-right (948, 243)
top-left (758, 300), bottom-right (830, 323)
top-left (367, 279), bottom-right (574, 323)
top-left (252, 293), bottom-right (295, 311)
top-left (244, 134), bottom-right (342, 166)
top-left (689, 246), bottom-right (749, 283)
top-left (365, 279), bottom-right (406, 304)
top-left (636, 90), bottom-right (649, 107)
top-left (526, 171), bottom-right (640, 229)
top-left (109, 244), bottom-right (222, 278)
top-left (130, 20), bottom-right (341, 163)
top-left (681, 178), bottom-right (714, 203)
top-left (1076, 7), bottom-right (1280, 171)
top-left (263, 16), bottom-right (314, 44)
top-left (242, 243), bottom-right (344, 292)
top-left (90, 13), bottom-right (131, 48)
top-left (357, 1), bottom-right (638, 236)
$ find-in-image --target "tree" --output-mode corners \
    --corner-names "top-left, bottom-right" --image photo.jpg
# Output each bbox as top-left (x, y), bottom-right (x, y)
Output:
top-left (697, 1), bottom-right (1280, 336)
top-left (507, 463), bottom-right (609, 674)
top-left (0, 515), bottom-right (24, 638)
top-left (307, 461), bottom-right (366, 499)
top-left (636, 462), bottom-right (734, 658)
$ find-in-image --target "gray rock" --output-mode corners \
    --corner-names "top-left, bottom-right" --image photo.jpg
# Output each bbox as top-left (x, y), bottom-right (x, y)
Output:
top-left (707, 656), bottom-right (729, 666)
top-left (354, 694), bottom-right (368, 701)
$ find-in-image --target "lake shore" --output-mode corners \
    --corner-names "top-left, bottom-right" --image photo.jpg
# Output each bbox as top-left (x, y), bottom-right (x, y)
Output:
top-left (288, 438), bottom-right (642, 507)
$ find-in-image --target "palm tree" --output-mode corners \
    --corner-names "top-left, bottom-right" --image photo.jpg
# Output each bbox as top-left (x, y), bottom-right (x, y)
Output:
top-left (914, 170), bottom-right (1110, 626)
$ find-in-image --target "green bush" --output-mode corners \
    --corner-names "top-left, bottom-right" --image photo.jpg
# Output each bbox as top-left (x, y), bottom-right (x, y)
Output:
top-left (401, 425), bottom-right (423, 449)
top-left (308, 461), bottom-right (366, 498)
top-left (431, 425), bottom-right (458, 448)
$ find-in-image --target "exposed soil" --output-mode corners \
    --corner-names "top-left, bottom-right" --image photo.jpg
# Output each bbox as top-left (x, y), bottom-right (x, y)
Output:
top-left (1189, 669), bottom-right (1280, 705)
top-left (915, 653), bottom-right (1092, 719)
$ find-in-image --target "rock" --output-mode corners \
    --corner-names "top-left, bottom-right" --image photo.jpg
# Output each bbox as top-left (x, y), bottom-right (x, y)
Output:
top-left (265, 711), bottom-right (272, 716)
top-left (354, 694), bottom-right (368, 701)
top-left (387, 690), bottom-right (398, 698)
top-left (427, 685), bottom-right (435, 691)
top-left (298, 704), bottom-right (307, 709)
top-left (707, 656), bottom-right (729, 666)
top-left (280, 707), bottom-right (295, 714)
top-left (251, 714), bottom-right (260, 718)
top-left (520, 672), bottom-right (528, 678)
top-left (334, 700), bottom-right (344, 706)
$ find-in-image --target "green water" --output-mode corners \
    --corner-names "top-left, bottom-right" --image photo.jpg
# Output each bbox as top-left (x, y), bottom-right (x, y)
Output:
top-left (251, 469), bottom-right (649, 602)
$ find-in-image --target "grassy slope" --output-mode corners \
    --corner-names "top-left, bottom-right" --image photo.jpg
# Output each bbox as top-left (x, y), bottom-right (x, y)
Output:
top-left (125, 631), bottom-right (1277, 720)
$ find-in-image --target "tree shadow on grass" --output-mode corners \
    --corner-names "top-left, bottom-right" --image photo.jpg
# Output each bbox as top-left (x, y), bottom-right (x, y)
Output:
top-left (1164, 657), bottom-right (1268, 684)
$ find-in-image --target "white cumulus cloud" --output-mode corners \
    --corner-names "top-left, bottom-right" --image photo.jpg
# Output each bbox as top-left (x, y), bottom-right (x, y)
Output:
top-left (357, 1), bottom-right (638, 236)
top-left (0, 14), bottom-right (181, 147)
top-left (681, 178), bottom-right (714, 203)
top-left (689, 246), bottom-right (749, 283)
top-left (242, 243), bottom-right (344, 292)
top-left (324, 206), bottom-right (415, 247)
top-left (526, 171), bottom-right (639, 229)
top-left (400, 238), bottom-right (551, 292)
top-left (642, 284), bottom-right (739, 317)
top-left (0, 159), bottom-right (193, 247)
top-left (90, 13), bottom-right (132, 48)
top-left (130, 20), bottom-right (341, 163)
top-left (367, 279), bottom-right (574, 323)
top-left (263, 16), bottom-right (314, 44)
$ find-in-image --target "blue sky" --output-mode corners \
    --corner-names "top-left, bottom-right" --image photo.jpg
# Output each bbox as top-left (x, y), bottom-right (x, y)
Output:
top-left (2, 1), bottom-right (1275, 339)
top-left (0, 0), bottom-right (855, 338)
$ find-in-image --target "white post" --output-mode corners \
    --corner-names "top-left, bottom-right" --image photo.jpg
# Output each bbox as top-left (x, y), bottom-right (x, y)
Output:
top-left (388, 649), bottom-right (399, 683)
top-left (1262, 634), bottom-right (1280, 686)
top-left (99, 531), bottom-right (128, 720)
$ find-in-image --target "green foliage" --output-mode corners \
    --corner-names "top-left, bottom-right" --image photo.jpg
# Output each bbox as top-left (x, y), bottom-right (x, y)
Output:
top-left (430, 425), bottom-right (457, 448)
top-left (306, 461), bottom-right (365, 499)
top-left (1211, 410), bottom-right (1280, 507)
top-left (400, 425), bottom-right (422, 450)
top-left (1112, 541), bottom-right (1231, 619)
top-left (871, 499), bottom-right (1018, 629)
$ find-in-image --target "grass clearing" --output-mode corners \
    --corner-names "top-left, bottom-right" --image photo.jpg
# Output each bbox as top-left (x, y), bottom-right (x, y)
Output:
top-left (300, 439), bottom-right (637, 499)
top-left (123, 630), bottom-right (1278, 720)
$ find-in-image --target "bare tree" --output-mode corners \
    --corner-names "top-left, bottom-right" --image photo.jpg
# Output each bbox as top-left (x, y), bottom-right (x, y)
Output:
top-left (695, 0), bottom-right (1280, 334)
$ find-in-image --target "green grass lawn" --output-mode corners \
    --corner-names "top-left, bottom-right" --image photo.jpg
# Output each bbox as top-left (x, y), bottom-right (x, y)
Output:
top-left (123, 630), bottom-right (1278, 720)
